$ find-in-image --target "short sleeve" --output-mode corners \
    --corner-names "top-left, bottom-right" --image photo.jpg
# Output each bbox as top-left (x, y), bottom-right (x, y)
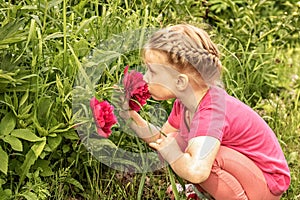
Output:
top-left (167, 99), bottom-right (182, 129)
top-left (188, 87), bottom-right (227, 141)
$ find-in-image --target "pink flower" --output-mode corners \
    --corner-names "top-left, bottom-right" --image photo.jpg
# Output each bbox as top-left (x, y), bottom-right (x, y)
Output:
top-left (90, 97), bottom-right (117, 138)
top-left (123, 65), bottom-right (151, 112)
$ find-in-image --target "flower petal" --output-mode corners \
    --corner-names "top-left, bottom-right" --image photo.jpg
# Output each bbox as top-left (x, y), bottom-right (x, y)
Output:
top-left (90, 98), bottom-right (118, 138)
top-left (123, 66), bottom-right (151, 112)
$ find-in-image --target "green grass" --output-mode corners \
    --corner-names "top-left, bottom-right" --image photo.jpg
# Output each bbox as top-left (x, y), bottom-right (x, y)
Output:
top-left (0, 0), bottom-right (299, 199)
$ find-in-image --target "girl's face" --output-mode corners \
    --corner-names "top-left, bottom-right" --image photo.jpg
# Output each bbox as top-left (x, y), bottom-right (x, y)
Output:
top-left (143, 50), bottom-right (179, 100)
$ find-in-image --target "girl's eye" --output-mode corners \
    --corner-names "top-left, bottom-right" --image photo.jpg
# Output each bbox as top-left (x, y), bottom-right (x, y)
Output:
top-left (148, 67), bottom-right (154, 73)
top-left (149, 69), bottom-right (155, 75)
top-left (145, 64), bottom-right (155, 74)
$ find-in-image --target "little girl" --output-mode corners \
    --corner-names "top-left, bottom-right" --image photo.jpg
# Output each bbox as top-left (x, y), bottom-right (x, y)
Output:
top-left (119, 24), bottom-right (290, 199)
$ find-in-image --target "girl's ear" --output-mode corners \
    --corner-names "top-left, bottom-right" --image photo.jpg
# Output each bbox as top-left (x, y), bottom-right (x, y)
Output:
top-left (175, 74), bottom-right (189, 91)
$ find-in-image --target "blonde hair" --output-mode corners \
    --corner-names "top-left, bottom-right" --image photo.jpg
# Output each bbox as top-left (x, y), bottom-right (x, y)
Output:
top-left (143, 24), bottom-right (222, 86)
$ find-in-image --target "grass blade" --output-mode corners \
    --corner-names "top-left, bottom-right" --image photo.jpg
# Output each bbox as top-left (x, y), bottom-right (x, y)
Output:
top-left (167, 166), bottom-right (180, 200)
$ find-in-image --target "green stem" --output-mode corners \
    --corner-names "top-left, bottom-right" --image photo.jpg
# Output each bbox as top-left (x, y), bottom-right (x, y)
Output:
top-left (137, 172), bottom-right (146, 200)
top-left (135, 136), bottom-right (147, 200)
top-left (63, 0), bottom-right (67, 68)
top-left (168, 166), bottom-right (180, 200)
top-left (84, 165), bottom-right (94, 193)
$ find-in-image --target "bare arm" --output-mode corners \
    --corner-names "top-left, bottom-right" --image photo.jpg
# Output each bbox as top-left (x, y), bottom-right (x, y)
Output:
top-left (171, 136), bottom-right (220, 183)
top-left (150, 135), bottom-right (220, 183)
top-left (121, 108), bottom-right (220, 183)
top-left (120, 110), bottom-right (178, 144)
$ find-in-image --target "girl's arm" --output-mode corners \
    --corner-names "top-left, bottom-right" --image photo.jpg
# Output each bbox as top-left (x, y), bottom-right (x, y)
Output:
top-left (150, 135), bottom-right (220, 183)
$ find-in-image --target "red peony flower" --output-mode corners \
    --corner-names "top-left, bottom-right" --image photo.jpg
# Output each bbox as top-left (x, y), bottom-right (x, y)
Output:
top-left (90, 97), bottom-right (117, 138)
top-left (123, 65), bottom-right (151, 112)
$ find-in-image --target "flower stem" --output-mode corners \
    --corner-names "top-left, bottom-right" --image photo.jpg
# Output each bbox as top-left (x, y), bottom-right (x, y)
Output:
top-left (159, 130), bottom-right (168, 137)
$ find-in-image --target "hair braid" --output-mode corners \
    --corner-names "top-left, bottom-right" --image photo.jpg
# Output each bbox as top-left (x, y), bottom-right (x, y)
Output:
top-left (144, 24), bottom-right (222, 86)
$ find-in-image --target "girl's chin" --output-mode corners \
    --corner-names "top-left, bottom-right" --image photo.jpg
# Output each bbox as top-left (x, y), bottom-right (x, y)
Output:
top-left (149, 93), bottom-right (160, 100)
top-left (151, 94), bottom-right (170, 101)
top-left (151, 96), bottom-right (162, 100)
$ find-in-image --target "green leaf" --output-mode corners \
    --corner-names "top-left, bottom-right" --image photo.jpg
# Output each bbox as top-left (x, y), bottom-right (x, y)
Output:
top-left (44, 32), bottom-right (64, 40)
top-left (0, 146), bottom-right (8, 175)
top-left (4, 93), bottom-right (13, 108)
top-left (15, 19), bottom-right (36, 62)
top-left (75, 16), bottom-right (98, 35)
top-left (0, 189), bottom-right (12, 200)
top-left (47, 134), bottom-right (62, 151)
top-left (0, 112), bottom-right (16, 136)
top-left (37, 97), bottom-right (52, 124)
top-left (0, 45), bottom-right (9, 50)
top-left (18, 139), bottom-right (46, 187)
top-left (10, 129), bottom-right (43, 142)
top-left (0, 36), bottom-right (27, 45)
top-left (19, 191), bottom-right (37, 200)
top-left (33, 159), bottom-right (53, 177)
top-left (0, 178), bottom-right (5, 185)
top-left (19, 89), bottom-right (29, 108)
top-left (0, 19), bottom-right (25, 41)
top-left (3, 135), bottom-right (23, 151)
top-left (19, 104), bottom-right (33, 117)
top-left (31, 138), bottom-right (46, 157)
top-left (65, 177), bottom-right (84, 191)
top-left (62, 130), bottom-right (79, 140)
top-left (13, 92), bottom-right (18, 111)
top-left (55, 74), bottom-right (64, 97)
top-left (62, 145), bottom-right (70, 154)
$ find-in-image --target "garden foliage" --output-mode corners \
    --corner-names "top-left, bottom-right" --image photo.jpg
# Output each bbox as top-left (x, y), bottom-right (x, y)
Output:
top-left (0, 0), bottom-right (299, 199)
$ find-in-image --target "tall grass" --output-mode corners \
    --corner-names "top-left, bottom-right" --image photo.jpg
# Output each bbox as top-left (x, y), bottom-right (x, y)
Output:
top-left (0, 0), bottom-right (299, 199)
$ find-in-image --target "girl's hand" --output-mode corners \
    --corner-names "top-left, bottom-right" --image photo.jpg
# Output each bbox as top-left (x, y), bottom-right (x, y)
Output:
top-left (149, 132), bottom-right (176, 150)
top-left (149, 132), bottom-right (184, 164)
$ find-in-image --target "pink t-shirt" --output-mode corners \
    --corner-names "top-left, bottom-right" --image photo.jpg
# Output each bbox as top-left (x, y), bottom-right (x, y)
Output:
top-left (168, 86), bottom-right (290, 195)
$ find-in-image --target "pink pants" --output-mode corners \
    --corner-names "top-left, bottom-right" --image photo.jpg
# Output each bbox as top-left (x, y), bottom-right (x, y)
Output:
top-left (195, 146), bottom-right (282, 200)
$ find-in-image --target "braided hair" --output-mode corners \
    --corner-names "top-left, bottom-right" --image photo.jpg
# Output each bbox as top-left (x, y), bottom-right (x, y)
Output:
top-left (143, 24), bottom-right (222, 87)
